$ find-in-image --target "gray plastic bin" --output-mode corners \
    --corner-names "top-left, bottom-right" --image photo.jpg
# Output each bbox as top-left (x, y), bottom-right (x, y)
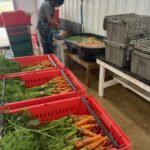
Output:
top-left (104, 13), bottom-right (150, 44)
top-left (105, 40), bottom-right (130, 67)
top-left (131, 38), bottom-right (150, 80)
top-left (103, 13), bottom-right (138, 30)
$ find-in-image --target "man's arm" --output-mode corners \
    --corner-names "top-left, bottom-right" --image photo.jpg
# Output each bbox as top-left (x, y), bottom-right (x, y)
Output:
top-left (47, 15), bottom-right (60, 27)
top-left (44, 1), bottom-right (60, 27)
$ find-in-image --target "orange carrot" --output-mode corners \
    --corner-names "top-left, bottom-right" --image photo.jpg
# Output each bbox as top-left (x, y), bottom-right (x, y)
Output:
top-left (80, 124), bottom-right (99, 130)
top-left (95, 147), bottom-right (100, 150)
top-left (70, 115), bottom-right (89, 122)
top-left (95, 146), bottom-right (105, 150)
top-left (100, 137), bottom-right (109, 147)
top-left (101, 146), bottom-right (109, 150)
top-left (83, 137), bottom-right (107, 150)
top-left (74, 117), bottom-right (91, 127)
top-left (76, 115), bottom-right (96, 124)
top-left (56, 85), bottom-right (70, 88)
top-left (75, 135), bottom-right (101, 148)
top-left (95, 146), bottom-right (110, 150)
top-left (95, 147), bottom-right (101, 150)
top-left (86, 115), bottom-right (95, 119)
top-left (69, 114), bottom-right (79, 119)
top-left (79, 128), bottom-right (98, 137)
top-left (74, 115), bottom-right (94, 119)
top-left (74, 116), bottom-right (96, 127)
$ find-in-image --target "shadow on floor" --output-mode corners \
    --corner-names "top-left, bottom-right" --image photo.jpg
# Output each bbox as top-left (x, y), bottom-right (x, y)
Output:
top-left (69, 62), bottom-right (150, 150)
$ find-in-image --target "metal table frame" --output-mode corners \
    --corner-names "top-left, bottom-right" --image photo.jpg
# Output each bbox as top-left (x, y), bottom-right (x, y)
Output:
top-left (96, 59), bottom-right (150, 102)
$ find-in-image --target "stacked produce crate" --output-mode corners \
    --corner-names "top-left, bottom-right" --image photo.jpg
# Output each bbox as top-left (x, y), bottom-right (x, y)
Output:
top-left (104, 13), bottom-right (150, 69)
top-left (0, 55), bottom-right (131, 149)
top-left (0, 14), bottom-right (4, 26)
top-left (1, 11), bottom-right (33, 57)
top-left (129, 37), bottom-right (150, 80)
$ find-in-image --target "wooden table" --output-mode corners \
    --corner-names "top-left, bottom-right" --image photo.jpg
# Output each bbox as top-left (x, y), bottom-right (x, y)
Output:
top-left (96, 58), bottom-right (150, 102)
top-left (65, 51), bottom-right (98, 87)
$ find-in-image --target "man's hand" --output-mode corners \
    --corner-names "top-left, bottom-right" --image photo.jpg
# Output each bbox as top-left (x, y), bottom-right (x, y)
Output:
top-left (50, 21), bottom-right (61, 29)
top-left (47, 15), bottom-right (61, 28)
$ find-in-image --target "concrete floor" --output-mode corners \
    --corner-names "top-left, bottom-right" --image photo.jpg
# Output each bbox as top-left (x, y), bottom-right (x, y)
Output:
top-left (69, 63), bottom-right (150, 150)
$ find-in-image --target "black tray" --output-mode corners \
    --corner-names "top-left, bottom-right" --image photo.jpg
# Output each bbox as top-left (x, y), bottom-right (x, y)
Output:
top-left (64, 33), bottom-right (105, 61)
top-left (65, 40), bottom-right (78, 54)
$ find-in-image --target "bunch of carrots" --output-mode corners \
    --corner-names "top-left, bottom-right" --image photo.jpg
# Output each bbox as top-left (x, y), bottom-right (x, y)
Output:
top-left (2, 75), bottom-right (73, 103)
top-left (0, 57), bottom-right (57, 74)
top-left (1, 113), bottom-right (113, 150)
top-left (38, 60), bottom-right (55, 69)
top-left (22, 60), bottom-right (55, 71)
top-left (50, 75), bottom-right (72, 94)
top-left (71, 115), bottom-right (112, 150)
top-left (24, 75), bottom-right (73, 98)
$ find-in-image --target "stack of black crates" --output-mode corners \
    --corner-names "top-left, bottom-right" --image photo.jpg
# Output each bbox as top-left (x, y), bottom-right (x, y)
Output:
top-left (103, 13), bottom-right (150, 80)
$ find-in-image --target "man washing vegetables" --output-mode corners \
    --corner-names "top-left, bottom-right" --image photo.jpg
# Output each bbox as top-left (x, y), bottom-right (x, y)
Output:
top-left (37, 0), bottom-right (64, 54)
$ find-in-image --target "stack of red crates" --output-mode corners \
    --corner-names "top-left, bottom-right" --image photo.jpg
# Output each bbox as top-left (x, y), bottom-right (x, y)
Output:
top-left (0, 54), bottom-right (131, 150)
top-left (0, 54), bottom-right (86, 108)
top-left (0, 14), bottom-right (4, 26)
top-left (1, 10), bottom-right (33, 57)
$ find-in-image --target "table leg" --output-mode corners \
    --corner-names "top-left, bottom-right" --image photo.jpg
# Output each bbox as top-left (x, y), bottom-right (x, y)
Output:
top-left (86, 69), bottom-right (91, 87)
top-left (98, 66), bottom-right (105, 97)
top-left (65, 53), bottom-right (70, 68)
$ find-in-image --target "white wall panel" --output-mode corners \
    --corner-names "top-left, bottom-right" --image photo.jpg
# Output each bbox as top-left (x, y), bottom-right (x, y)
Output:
top-left (15, 0), bottom-right (150, 36)
top-left (125, 0), bottom-right (137, 13)
top-left (60, 0), bottom-right (150, 36)
top-left (98, 0), bottom-right (108, 36)
top-left (86, 0), bottom-right (94, 33)
top-left (92, 0), bottom-right (100, 34)
top-left (13, 0), bottom-right (38, 32)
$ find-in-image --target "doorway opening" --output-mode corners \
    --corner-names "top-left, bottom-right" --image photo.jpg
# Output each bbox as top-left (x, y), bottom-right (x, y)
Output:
top-left (0, 0), bottom-right (14, 48)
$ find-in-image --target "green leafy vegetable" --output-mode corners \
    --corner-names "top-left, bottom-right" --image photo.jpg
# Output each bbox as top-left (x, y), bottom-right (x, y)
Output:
top-left (0, 79), bottom-right (3, 97)
top-left (3, 78), bottom-right (25, 103)
top-left (0, 56), bottom-right (21, 74)
top-left (1, 76), bottom-right (72, 103)
top-left (0, 128), bottom-right (38, 150)
top-left (0, 111), bottom-right (78, 150)
top-left (66, 36), bottom-right (89, 43)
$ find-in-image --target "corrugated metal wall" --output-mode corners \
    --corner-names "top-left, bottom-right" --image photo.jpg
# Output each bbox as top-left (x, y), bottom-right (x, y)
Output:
top-left (60, 0), bottom-right (150, 36)
top-left (14, 0), bottom-right (150, 36)
top-left (13, 0), bottom-right (39, 32)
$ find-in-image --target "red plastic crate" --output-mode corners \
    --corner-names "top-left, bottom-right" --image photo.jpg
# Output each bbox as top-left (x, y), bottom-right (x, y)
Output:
top-left (0, 68), bottom-right (86, 109)
top-left (8, 96), bottom-right (131, 150)
top-left (26, 15), bottom-right (31, 25)
top-left (2, 10), bottom-right (28, 26)
top-left (31, 33), bottom-right (39, 46)
top-left (1, 54), bottom-right (64, 76)
top-left (12, 54), bottom-right (64, 68)
top-left (0, 14), bottom-right (4, 26)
